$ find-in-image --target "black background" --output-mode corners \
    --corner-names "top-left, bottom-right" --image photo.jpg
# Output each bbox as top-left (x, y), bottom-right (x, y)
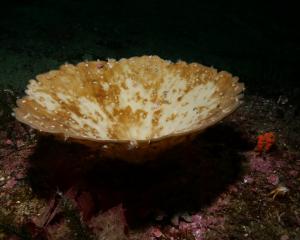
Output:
top-left (1, 0), bottom-right (299, 104)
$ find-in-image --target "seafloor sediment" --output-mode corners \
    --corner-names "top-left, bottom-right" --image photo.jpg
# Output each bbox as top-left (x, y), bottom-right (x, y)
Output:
top-left (0, 92), bottom-right (300, 240)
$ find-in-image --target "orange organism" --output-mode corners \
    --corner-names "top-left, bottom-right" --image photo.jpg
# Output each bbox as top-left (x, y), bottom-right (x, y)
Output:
top-left (256, 132), bottom-right (276, 153)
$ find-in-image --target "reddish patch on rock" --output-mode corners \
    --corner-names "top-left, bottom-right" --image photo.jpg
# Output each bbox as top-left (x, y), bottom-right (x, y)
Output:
top-left (5, 139), bottom-right (13, 145)
top-left (228, 185), bottom-right (238, 193)
top-left (89, 204), bottom-right (128, 239)
top-left (250, 156), bottom-right (273, 174)
top-left (289, 170), bottom-right (298, 177)
top-left (3, 178), bottom-right (17, 189)
top-left (165, 213), bottom-right (225, 240)
top-left (243, 175), bottom-right (254, 184)
top-left (149, 227), bottom-right (163, 238)
top-left (15, 172), bottom-right (25, 180)
top-left (77, 191), bottom-right (95, 220)
top-left (280, 234), bottom-right (289, 240)
top-left (275, 160), bottom-right (285, 168)
top-left (267, 174), bottom-right (279, 185)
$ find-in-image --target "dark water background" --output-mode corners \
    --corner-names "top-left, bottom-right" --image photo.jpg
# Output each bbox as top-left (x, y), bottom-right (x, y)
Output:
top-left (0, 0), bottom-right (299, 105)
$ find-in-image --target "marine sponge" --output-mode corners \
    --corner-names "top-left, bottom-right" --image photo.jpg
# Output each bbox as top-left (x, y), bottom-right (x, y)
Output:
top-left (14, 56), bottom-right (244, 162)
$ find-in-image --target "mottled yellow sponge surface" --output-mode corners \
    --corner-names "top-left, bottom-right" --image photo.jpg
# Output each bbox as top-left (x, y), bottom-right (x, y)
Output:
top-left (14, 56), bottom-right (244, 161)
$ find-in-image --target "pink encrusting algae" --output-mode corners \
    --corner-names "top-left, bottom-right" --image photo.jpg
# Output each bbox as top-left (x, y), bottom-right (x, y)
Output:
top-left (1, 89), bottom-right (300, 239)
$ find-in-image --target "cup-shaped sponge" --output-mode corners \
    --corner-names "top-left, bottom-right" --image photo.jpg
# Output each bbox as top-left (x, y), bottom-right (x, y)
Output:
top-left (14, 56), bottom-right (244, 162)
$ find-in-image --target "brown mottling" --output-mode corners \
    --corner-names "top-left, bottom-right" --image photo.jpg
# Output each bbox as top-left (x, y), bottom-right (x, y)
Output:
top-left (177, 96), bottom-right (183, 101)
top-left (108, 127), bottom-right (118, 139)
top-left (182, 112), bottom-right (188, 118)
top-left (121, 81), bottom-right (128, 89)
top-left (135, 92), bottom-right (142, 101)
top-left (181, 102), bottom-right (188, 107)
top-left (152, 109), bottom-right (161, 127)
top-left (166, 113), bottom-right (177, 121)
top-left (135, 109), bottom-right (148, 120)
